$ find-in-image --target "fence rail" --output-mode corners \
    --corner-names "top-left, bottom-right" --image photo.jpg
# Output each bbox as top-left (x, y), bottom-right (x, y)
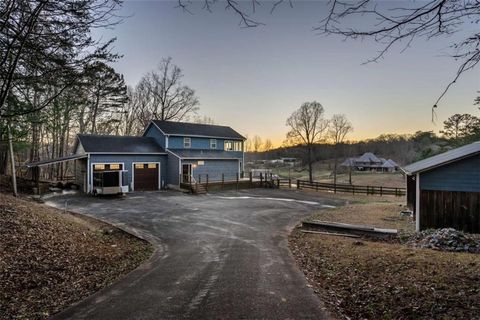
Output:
top-left (296, 180), bottom-right (405, 196)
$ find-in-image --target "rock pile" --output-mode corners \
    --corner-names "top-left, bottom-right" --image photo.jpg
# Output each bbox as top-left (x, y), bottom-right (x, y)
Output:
top-left (408, 228), bottom-right (480, 253)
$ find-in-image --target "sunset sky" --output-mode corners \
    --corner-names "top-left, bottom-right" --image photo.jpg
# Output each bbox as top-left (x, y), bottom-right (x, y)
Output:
top-left (94, 1), bottom-right (480, 145)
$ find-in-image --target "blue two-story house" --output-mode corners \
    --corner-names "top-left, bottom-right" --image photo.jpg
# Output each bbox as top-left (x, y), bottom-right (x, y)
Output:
top-left (27, 120), bottom-right (246, 193)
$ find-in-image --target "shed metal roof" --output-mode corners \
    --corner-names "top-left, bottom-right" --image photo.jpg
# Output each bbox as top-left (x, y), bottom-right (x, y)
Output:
top-left (403, 141), bottom-right (480, 174)
top-left (77, 134), bottom-right (165, 153)
top-left (152, 120), bottom-right (245, 140)
top-left (168, 149), bottom-right (243, 159)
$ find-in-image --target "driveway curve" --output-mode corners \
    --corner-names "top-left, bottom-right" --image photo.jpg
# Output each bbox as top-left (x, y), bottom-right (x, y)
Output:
top-left (45, 189), bottom-right (343, 320)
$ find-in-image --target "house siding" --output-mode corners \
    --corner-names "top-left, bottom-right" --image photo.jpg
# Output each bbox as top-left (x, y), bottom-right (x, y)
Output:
top-left (144, 124), bottom-right (167, 149)
top-left (166, 151), bottom-right (181, 186)
top-left (169, 136), bottom-right (230, 150)
top-left (184, 159), bottom-right (240, 181)
top-left (420, 154), bottom-right (480, 192)
top-left (88, 154), bottom-right (167, 191)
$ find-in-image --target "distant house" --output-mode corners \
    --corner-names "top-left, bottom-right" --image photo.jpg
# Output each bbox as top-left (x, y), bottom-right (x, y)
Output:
top-left (28, 121), bottom-right (246, 194)
top-left (341, 152), bottom-right (399, 172)
top-left (403, 141), bottom-right (480, 233)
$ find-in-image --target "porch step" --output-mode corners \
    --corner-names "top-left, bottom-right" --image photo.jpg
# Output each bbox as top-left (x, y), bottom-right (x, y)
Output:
top-left (194, 183), bottom-right (207, 195)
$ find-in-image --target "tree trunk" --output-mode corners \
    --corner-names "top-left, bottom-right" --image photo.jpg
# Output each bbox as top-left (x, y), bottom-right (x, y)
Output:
top-left (7, 124), bottom-right (17, 196)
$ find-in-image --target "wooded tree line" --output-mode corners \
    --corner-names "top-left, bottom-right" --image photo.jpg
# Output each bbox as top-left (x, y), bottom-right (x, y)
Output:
top-left (0, 1), bottom-right (201, 180)
top-left (250, 111), bottom-right (480, 181)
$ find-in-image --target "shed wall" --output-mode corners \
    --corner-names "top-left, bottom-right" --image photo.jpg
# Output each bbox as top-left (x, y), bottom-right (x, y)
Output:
top-left (420, 154), bottom-right (480, 192)
top-left (420, 189), bottom-right (480, 233)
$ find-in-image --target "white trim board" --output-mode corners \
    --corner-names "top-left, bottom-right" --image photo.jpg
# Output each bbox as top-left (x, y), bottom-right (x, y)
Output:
top-left (415, 173), bottom-right (420, 232)
top-left (89, 162), bottom-right (124, 194)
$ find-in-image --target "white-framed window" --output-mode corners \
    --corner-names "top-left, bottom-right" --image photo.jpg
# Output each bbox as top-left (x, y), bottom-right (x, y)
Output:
top-left (184, 137), bottom-right (191, 148)
top-left (210, 139), bottom-right (217, 149)
top-left (224, 140), bottom-right (243, 151)
top-left (225, 140), bottom-right (233, 151)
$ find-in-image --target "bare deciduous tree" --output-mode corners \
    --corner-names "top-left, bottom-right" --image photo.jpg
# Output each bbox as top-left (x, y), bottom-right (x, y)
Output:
top-left (263, 139), bottom-right (273, 152)
top-left (252, 135), bottom-right (263, 152)
top-left (286, 101), bottom-right (329, 182)
top-left (328, 114), bottom-right (353, 185)
top-left (138, 57), bottom-right (199, 123)
top-left (318, 0), bottom-right (480, 109)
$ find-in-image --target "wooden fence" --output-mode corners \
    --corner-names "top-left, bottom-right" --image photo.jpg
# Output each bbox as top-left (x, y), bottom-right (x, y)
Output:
top-left (296, 180), bottom-right (405, 197)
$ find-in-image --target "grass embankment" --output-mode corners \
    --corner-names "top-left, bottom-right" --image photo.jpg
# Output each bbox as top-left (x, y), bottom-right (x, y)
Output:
top-left (289, 201), bottom-right (480, 319)
top-left (0, 193), bottom-right (153, 319)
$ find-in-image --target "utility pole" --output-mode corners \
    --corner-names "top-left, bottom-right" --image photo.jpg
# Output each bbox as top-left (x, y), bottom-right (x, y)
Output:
top-left (7, 123), bottom-right (17, 196)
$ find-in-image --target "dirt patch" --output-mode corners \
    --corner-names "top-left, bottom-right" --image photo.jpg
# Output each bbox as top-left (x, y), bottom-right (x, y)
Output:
top-left (0, 193), bottom-right (154, 319)
top-left (289, 229), bottom-right (480, 319)
top-left (308, 201), bottom-right (414, 235)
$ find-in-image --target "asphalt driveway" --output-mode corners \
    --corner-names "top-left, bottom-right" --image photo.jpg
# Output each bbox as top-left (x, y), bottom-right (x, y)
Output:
top-left (44, 189), bottom-right (343, 320)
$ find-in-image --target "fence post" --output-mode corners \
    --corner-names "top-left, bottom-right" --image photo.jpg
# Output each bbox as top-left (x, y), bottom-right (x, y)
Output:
top-left (206, 174), bottom-right (209, 192)
top-left (236, 173), bottom-right (239, 190)
top-left (222, 173), bottom-right (224, 189)
top-left (277, 178), bottom-right (280, 189)
top-left (198, 174), bottom-right (201, 184)
top-left (316, 181), bottom-right (318, 192)
top-left (380, 186), bottom-right (383, 196)
top-left (249, 171), bottom-right (252, 188)
top-left (395, 188), bottom-right (398, 197)
top-left (260, 173), bottom-right (263, 187)
top-left (334, 182), bottom-right (337, 194)
top-left (352, 185), bottom-right (355, 195)
top-left (288, 178), bottom-right (291, 188)
top-left (297, 179), bottom-right (300, 189)
top-left (189, 176), bottom-right (192, 193)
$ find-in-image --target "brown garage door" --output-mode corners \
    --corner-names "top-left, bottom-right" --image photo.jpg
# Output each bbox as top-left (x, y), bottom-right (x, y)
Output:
top-left (134, 163), bottom-right (159, 191)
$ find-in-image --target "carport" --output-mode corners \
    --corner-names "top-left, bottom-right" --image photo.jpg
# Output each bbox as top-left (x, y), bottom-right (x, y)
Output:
top-left (26, 154), bottom-right (88, 192)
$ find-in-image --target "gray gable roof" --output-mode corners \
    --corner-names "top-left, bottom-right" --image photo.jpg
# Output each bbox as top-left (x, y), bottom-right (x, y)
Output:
top-left (403, 141), bottom-right (480, 174)
top-left (357, 152), bottom-right (382, 163)
top-left (152, 120), bottom-right (245, 140)
top-left (77, 134), bottom-right (165, 153)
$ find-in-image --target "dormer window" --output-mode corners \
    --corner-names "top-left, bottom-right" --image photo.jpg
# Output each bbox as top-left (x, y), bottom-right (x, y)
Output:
top-left (184, 137), bottom-right (191, 148)
top-left (210, 139), bottom-right (217, 149)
